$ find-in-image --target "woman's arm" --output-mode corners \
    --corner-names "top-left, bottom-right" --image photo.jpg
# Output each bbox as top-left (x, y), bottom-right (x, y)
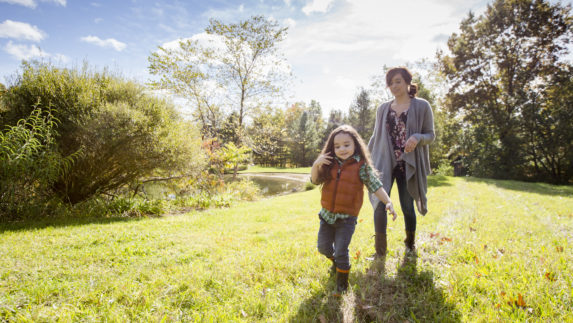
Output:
top-left (405, 102), bottom-right (435, 152)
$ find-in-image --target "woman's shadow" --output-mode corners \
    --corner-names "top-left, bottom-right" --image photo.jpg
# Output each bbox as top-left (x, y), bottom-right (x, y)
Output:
top-left (291, 252), bottom-right (462, 322)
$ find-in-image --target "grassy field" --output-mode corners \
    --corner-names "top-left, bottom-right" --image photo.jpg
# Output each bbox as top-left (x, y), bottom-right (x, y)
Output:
top-left (1, 176), bottom-right (572, 322)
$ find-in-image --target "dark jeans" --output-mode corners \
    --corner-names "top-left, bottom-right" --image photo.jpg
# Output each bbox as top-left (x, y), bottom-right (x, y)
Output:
top-left (374, 168), bottom-right (416, 233)
top-left (317, 216), bottom-right (357, 271)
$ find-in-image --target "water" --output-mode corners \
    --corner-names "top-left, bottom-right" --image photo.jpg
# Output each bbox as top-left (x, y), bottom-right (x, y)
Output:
top-left (144, 173), bottom-right (309, 199)
top-left (231, 173), bottom-right (309, 197)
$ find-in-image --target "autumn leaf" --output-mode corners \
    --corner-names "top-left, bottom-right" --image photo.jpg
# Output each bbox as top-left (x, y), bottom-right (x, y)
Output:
top-left (353, 250), bottom-right (361, 260)
top-left (474, 256), bottom-right (479, 264)
top-left (545, 272), bottom-right (556, 281)
top-left (469, 227), bottom-right (476, 232)
top-left (556, 246), bottom-right (564, 252)
top-left (430, 232), bottom-right (439, 238)
top-left (500, 291), bottom-right (506, 296)
top-left (441, 237), bottom-right (452, 242)
top-left (516, 294), bottom-right (526, 307)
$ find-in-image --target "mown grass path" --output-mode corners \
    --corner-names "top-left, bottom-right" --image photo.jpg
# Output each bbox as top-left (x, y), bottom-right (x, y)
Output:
top-left (1, 176), bottom-right (572, 322)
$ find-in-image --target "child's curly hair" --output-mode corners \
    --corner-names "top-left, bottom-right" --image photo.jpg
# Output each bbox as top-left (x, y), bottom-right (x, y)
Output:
top-left (314, 124), bottom-right (377, 185)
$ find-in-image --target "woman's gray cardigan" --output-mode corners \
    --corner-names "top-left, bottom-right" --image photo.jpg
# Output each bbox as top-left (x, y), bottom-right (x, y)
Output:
top-left (367, 97), bottom-right (435, 215)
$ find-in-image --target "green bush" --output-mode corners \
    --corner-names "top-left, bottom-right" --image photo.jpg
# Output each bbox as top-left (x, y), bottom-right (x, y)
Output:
top-left (0, 107), bottom-right (76, 219)
top-left (434, 163), bottom-right (454, 176)
top-left (1, 62), bottom-right (206, 204)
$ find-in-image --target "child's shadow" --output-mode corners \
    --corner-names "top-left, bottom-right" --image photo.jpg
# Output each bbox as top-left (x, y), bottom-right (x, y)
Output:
top-left (352, 253), bottom-right (462, 322)
top-left (290, 254), bottom-right (461, 322)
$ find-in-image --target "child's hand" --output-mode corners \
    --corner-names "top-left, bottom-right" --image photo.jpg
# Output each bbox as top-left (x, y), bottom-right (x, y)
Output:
top-left (386, 202), bottom-right (398, 221)
top-left (313, 152), bottom-right (333, 168)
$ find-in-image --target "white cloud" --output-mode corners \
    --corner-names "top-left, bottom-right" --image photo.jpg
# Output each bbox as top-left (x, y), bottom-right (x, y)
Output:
top-left (80, 36), bottom-right (127, 51)
top-left (0, 0), bottom-right (66, 8)
top-left (0, 20), bottom-right (46, 42)
top-left (4, 40), bottom-right (48, 59)
top-left (302, 0), bottom-right (334, 15)
top-left (3, 41), bottom-right (69, 62)
top-left (284, 0), bottom-right (291, 6)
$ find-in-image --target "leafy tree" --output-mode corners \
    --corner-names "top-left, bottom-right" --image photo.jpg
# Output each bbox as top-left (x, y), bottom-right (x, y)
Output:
top-left (1, 62), bottom-right (206, 204)
top-left (438, 0), bottom-right (572, 182)
top-left (221, 142), bottom-right (251, 178)
top-left (347, 87), bottom-right (375, 141)
top-left (285, 102), bottom-right (323, 166)
top-left (148, 15), bottom-right (290, 142)
top-left (246, 106), bottom-right (288, 167)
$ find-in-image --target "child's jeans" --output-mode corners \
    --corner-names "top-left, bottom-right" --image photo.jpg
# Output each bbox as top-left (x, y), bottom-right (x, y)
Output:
top-left (317, 215), bottom-right (357, 271)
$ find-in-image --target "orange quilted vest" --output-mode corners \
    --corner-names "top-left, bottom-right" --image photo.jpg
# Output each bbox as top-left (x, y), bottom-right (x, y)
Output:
top-left (320, 158), bottom-right (365, 217)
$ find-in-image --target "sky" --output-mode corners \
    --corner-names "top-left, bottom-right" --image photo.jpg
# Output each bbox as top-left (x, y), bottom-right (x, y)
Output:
top-left (1, 0), bottom-right (572, 116)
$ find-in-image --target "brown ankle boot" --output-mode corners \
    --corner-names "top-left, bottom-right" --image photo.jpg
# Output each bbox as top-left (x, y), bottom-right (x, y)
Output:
top-left (375, 232), bottom-right (387, 256)
top-left (334, 268), bottom-right (349, 296)
top-left (404, 230), bottom-right (415, 251)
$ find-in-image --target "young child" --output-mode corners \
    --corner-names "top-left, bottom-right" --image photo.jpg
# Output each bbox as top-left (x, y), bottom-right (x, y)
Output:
top-left (311, 125), bottom-right (397, 295)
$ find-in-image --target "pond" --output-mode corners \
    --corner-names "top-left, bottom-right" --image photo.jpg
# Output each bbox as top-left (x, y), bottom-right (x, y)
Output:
top-left (144, 172), bottom-right (310, 199)
top-left (229, 173), bottom-right (309, 197)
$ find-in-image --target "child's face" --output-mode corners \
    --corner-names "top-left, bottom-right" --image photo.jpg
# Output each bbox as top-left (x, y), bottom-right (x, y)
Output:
top-left (333, 133), bottom-right (355, 161)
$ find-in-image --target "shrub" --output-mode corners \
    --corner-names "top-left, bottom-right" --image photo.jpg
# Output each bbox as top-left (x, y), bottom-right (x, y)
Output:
top-left (0, 107), bottom-right (76, 219)
top-left (1, 62), bottom-right (206, 204)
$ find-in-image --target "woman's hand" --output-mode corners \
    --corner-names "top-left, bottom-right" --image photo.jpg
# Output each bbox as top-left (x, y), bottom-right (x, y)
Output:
top-left (386, 202), bottom-right (398, 221)
top-left (404, 136), bottom-right (419, 153)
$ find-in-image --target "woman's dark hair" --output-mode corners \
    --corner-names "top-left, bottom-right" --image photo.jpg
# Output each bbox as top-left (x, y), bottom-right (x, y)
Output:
top-left (314, 124), bottom-right (377, 185)
top-left (386, 66), bottom-right (418, 98)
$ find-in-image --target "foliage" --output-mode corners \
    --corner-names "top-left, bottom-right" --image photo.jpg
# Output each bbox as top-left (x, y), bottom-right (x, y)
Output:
top-left (285, 102), bottom-right (323, 167)
top-left (148, 15), bottom-right (291, 142)
top-left (438, 0), bottom-right (573, 183)
top-left (246, 106), bottom-right (288, 167)
top-left (1, 176), bottom-right (572, 321)
top-left (220, 142), bottom-right (251, 178)
top-left (0, 107), bottom-right (76, 219)
top-left (1, 62), bottom-right (206, 204)
top-left (346, 87), bottom-right (375, 141)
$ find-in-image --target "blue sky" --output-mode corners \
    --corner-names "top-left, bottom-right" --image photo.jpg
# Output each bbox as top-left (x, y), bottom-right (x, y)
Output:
top-left (1, 0), bottom-right (572, 115)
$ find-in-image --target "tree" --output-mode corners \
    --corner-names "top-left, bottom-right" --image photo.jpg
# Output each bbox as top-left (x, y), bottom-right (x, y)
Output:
top-left (284, 102), bottom-right (323, 166)
top-left (246, 106), bottom-right (288, 167)
top-left (438, 0), bottom-right (573, 182)
top-left (347, 88), bottom-right (375, 141)
top-left (148, 15), bottom-right (290, 142)
top-left (221, 142), bottom-right (251, 178)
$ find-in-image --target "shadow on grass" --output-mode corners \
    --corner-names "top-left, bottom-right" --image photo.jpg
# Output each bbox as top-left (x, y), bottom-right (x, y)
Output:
top-left (289, 268), bottom-right (352, 323)
top-left (291, 254), bottom-right (461, 322)
top-left (0, 215), bottom-right (147, 234)
top-left (465, 176), bottom-right (573, 197)
top-left (428, 175), bottom-right (453, 188)
top-left (350, 254), bottom-right (461, 322)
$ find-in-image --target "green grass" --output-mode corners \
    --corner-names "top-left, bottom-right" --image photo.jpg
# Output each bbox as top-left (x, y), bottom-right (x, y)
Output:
top-left (240, 165), bottom-right (311, 174)
top-left (1, 176), bottom-right (572, 322)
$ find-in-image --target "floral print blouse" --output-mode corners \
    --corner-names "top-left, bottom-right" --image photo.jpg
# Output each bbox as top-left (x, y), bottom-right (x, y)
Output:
top-left (386, 107), bottom-right (408, 175)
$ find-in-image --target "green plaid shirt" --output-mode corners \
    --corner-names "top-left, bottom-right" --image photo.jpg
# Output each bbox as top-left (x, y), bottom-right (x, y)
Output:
top-left (318, 155), bottom-right (382, 224)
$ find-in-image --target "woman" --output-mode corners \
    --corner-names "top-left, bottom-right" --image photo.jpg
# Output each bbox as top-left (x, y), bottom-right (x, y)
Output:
top-left (368, 66), bottom-right (435, 256)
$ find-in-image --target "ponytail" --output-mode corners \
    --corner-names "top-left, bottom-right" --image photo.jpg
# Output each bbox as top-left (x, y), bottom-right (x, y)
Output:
top-left (408, 83), bottom-right (418, 97)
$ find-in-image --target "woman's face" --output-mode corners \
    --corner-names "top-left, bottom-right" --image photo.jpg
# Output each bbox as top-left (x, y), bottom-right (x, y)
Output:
top-left (389, 73), bottom-right (409, 98)
top-left (333, 133), bottom-right (355, 161)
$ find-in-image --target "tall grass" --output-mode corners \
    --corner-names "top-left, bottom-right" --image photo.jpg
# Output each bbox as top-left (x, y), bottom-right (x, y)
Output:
top-left (0, 176), bottom-right (571, 322)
